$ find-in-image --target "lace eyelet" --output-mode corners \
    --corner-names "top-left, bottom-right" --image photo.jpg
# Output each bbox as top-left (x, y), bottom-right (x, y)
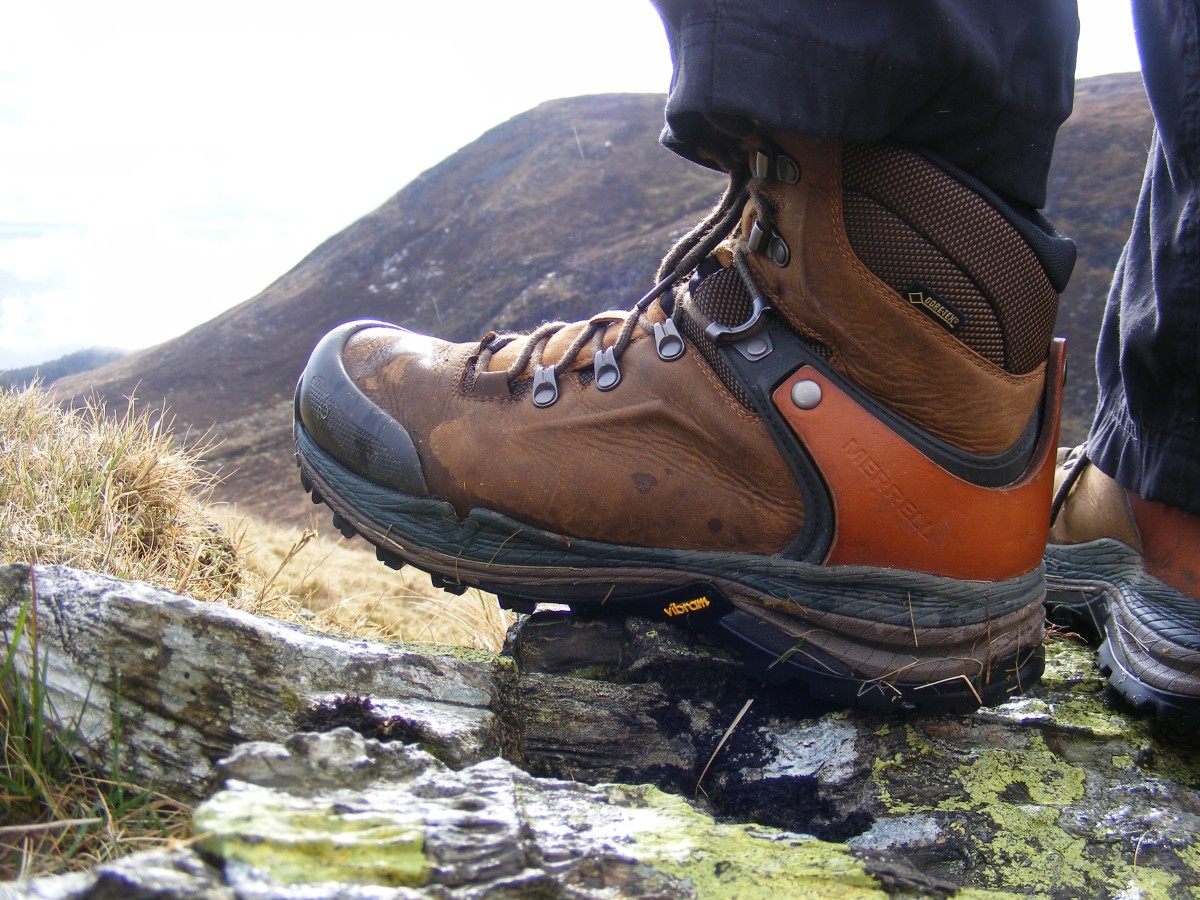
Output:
top-left (594, 348), bottom-right (621, 391)
top-left (654, 320), bottom-right (685, 361)
top-left (532, 365), bottom-right (559, 408)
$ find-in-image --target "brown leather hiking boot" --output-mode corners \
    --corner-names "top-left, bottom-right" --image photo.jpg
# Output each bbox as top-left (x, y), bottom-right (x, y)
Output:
top-left (1046, 447), bottom-right (1200, 720)
top-left (294, 134), bottom-right (1074, 712)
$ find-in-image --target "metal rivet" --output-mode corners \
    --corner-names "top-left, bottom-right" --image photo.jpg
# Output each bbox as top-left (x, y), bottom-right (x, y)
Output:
top-left (745, 337), bottom-right (769, 358)
top-left (594, 347), bottom-right (621, 391)
top-left (751, 151), bottom-right (770, 180)
top-left (654, 320), bottom-right (685, 361)
top-left (532, 365), bottom-right (559, 407)
top-left (776, 154), bottom-right (800, 184)
top-left (790, 379), bottom-right (822, 410)
top-left (734, 330), bottom-right (773, 362)
top-left (768, 233), bottom-right (790, 267)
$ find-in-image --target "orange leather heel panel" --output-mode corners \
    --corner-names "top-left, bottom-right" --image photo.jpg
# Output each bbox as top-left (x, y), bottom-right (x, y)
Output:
top-left (1129, 494), bottom-right (1200, 598)
top-left (772, 340), bottom-right (1065, 581)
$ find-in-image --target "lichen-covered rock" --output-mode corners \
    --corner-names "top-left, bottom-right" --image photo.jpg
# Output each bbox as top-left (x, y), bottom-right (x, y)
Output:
top-left (6, 730), bottom-right (943, 899)
top-left (505, 613), bottom-right (1200, 896)
top-left (0, 849), bottom-right (231, 900)
top-left (4, 564), bottom-right (1200, 896)
top-left (171, 730), bottom-right (936, 898)
top-left (0, 564), bottom-right (501, 799)
top-left (693, 639), bottom-right (1200, 897)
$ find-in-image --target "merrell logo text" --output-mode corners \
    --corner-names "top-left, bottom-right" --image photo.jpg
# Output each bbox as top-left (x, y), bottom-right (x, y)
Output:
top-left (843, 438), bottom-right (934, 540)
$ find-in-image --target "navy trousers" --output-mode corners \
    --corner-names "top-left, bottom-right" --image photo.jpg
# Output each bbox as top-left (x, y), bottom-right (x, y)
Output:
top-left (653, 0), bottom-right (1200, 516)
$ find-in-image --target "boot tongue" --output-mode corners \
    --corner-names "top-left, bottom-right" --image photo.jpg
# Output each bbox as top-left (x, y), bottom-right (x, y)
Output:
top-left (677, 259), bottom-right (757, 335)
top-left (672, 261), bottom-right (762, 412)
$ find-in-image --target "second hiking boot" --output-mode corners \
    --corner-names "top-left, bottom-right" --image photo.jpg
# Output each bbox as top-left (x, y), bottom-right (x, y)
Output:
top-left (1046, 447), bottom-right (1200, 720)
top-left (295, 134), bottom-right (1075, 712)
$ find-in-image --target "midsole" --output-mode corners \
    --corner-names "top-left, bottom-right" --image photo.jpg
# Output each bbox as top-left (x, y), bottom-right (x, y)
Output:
top-left (1106, 601), bottom-right (1200, 698)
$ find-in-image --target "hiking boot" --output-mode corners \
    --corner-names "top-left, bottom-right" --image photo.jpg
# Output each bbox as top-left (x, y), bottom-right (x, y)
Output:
top-left (294, 134), bottom-right (1075, 712)
top-left (1046, 447), bottom-right (1200, 719)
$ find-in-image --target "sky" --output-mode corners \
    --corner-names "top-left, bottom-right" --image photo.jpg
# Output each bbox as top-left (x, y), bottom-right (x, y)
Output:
top-left (0, 1), bottom-right (1142, 369)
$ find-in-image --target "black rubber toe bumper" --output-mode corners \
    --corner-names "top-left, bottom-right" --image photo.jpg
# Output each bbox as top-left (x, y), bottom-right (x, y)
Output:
top-left (295, 320), bottom-right (429, 498)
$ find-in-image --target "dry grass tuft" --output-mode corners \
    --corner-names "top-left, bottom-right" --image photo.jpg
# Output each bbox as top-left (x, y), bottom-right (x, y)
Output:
top-left (0, 384), bottom-right (510, 878)
top-left (0, 386), bottom-right (220, 877)
top-left (0, 383), bottom-right (511, 648)
top-left (219, 511), bottom-right (512, 652)
top-left (0, 385), bottom-right (242, 601)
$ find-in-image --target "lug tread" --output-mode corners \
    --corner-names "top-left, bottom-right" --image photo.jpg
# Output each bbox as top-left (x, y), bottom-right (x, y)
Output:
top-left (1047, 538), bottom-right (1200, 721)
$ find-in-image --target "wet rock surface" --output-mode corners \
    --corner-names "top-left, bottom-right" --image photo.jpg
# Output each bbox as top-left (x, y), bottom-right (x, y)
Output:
top-left (3, 564), bottom-right (1200, 897)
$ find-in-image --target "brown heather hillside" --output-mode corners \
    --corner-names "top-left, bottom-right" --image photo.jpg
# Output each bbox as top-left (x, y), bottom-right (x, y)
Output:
top-left (1045, 72), bottom-right (1154, 439)
top-left (54, 77), bottom-right (1152, 526)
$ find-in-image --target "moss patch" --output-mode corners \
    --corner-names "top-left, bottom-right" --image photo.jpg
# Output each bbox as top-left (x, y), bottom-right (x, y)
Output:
top-left (621, 786), bottom-right (888, 899)
top-left (414, 642), bottom-right (502, 666)
top-left (194, 785), bottom-right (429, 888)
top-left (569, 663), bottom-right (615, 681)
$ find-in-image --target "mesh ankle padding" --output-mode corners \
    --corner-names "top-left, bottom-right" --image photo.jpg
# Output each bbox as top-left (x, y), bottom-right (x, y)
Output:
top-left (677, 265), bottom-right (831, 414)
top-left (676, 267), bottom-right (758, 411)
top-left (842, 143), bottom-right (1058, 376)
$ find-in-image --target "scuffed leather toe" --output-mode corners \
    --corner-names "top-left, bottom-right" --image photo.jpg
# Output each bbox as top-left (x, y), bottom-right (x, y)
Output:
top-left (296, 320), bottom-right (430, 497)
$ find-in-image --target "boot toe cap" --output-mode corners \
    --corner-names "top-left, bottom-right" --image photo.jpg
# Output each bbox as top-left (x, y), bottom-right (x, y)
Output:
top-left (295, 320), bottom-right (430, 497)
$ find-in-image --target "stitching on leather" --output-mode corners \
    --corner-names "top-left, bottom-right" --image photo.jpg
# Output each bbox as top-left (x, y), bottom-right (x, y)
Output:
top-left (686, 340), bottom-right (764, 425)
top-left (823, 141), bottom-right (1046, 384)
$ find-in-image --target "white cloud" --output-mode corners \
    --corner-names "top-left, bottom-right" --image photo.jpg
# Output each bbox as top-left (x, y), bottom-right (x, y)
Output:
top-left (0, 220), bottom-right (314, 363)
top-left (0, 1), bottom-right (1145, 369)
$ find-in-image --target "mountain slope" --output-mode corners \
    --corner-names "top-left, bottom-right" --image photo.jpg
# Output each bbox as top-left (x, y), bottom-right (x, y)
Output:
top-left (1044, 73), bottom-right (1154, 437)
top-left (54, 79), bottom-right (1152, 525)
top-left (2, 347), bottom-right (127, 390)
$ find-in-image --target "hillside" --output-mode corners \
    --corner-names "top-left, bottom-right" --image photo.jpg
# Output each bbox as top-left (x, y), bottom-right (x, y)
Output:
top-left (1, 347), bottom-right (127, 391)
top-left (53, 78), bottom-right (1153, 526)
top-left (54, 94), bottom-right (724, 524)
top-left (1044, 73), bottom-right (1154, 437)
